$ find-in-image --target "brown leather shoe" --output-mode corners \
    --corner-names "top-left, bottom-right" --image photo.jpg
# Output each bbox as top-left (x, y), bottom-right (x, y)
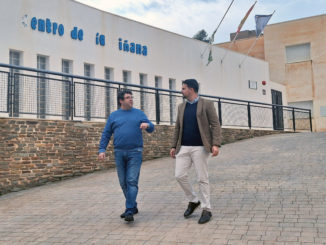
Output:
top-left (198, 210), bottom-right (212, 224)
top-left (184, 201), bottom-right (201, 217)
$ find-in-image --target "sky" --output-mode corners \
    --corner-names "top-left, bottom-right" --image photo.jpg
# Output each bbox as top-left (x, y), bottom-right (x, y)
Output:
top-left (75, 0), bottom-right (326, 43)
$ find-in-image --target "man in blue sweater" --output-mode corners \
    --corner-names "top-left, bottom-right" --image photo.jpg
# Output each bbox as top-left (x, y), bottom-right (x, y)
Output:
top-left (98, 89), bottom-right (154, 222)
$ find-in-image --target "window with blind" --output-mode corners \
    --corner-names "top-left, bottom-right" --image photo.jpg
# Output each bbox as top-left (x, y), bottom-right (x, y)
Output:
top-left (285, 43), bottom-right (311, 63)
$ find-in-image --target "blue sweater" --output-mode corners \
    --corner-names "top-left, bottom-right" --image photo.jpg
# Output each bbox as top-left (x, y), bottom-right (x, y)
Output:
top-left (181, 102), bottom-right (203, 146)
top-left (99, 108), bottom-right (154, 152)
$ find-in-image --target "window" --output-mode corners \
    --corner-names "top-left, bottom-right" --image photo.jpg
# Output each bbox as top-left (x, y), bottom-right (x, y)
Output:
top-left (37, 55), bottom-right (48, 118)
top-left (248, 80), bottom-right (257, 90)
top-left (37, 55), bottom-right (48, 70)
top-left (122, 70), bottom-right (131, 89)
top-left (84, 63), bottom-right (94, 121)
top-left (9, 50), bottom-right (22, 117)
top-left (155, 76), bottom-right (162, 89)
top-left (62, 59), bottom-right (72, 74)
top-left (320, 106), bottom-right (326, 117)
top-left (288, 101), bottom-right (313, 114)
top-left (140, 73), bottom-right (147, 111)
top-left (84, 63), bottom-right (93, 77)
top-left (285, 43), bottom-right (311, 63)
top-left (10, 50), bottom-right (21, 67)
top-left (123, 71), bottom-right (127, 83)
top-left (155, 76), bottom-right (163, 120)
top-left (62, 59), bottom-right (73, 120)
top-left (169, 79), bottom-right (176, 90)
top-left (140, 73), bottom-right (147, 86)
top-left (104, 67), bottom-right (114, 117)
top-left (169, 78), bottom-right (176, 124)
top-left (123, 70), bottom-right (131, 84)
top-left (105, 67), bottom-right (113, 81)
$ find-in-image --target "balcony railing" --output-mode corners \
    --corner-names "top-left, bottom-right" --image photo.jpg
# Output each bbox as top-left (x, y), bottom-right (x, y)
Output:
top-left (0, 63), bottom-right (312, 132)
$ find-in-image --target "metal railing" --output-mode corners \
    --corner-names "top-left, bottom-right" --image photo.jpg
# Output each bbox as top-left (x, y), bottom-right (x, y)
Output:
top-left (0, 63), bottom-right (312, 131)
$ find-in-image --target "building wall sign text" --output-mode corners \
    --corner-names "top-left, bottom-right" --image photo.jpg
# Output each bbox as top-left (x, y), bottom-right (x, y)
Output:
top-left (28, 16), bottom-right (148, 56)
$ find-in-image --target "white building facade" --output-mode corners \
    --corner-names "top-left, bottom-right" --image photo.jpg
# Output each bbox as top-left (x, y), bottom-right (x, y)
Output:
top-left (0, 0), bottom-right (294, 130)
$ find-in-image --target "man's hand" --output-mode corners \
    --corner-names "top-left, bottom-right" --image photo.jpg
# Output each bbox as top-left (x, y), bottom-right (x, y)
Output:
top-left (98, 152), bottom-right (106, 160)
top-left (170, 148), bottom-right (176, 158)
top-left (211, 146), bottom-right (219, 157)
top-left (140, 123), bottom-right (149, 130)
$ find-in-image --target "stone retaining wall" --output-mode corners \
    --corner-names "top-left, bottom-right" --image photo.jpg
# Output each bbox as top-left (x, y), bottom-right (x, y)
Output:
top-left (0, 118), bottom-right (287, 194)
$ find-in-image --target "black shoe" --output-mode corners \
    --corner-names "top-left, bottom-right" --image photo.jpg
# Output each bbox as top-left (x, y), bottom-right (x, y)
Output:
top-left (120, 207), bottom-right (138, 218)
top-left (184, 201), bottom-right (201, 218)
top-left (124, 213), bottom-right (134, 222)
top-left (198, 210), bottom-right (212, 224)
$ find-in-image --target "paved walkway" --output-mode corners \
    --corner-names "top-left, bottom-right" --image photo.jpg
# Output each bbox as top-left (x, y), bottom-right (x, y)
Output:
top-left (1, 133), bottom-right (326, 245)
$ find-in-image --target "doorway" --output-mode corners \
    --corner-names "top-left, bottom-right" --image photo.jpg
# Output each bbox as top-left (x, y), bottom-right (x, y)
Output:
top-left (271, 89), bottom-right (284, 130)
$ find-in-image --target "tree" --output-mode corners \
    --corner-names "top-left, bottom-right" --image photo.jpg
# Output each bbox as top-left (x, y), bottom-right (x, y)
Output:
top-left (192, 29), bottom-right (209, 43)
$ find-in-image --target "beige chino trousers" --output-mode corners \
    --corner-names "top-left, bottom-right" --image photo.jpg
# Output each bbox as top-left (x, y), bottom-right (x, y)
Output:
top-left (175, 146), bottom-right (211, 210)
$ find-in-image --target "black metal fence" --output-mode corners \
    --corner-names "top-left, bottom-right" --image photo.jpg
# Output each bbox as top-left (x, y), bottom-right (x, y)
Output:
top-left (0, 63), bottom-right (312, 132)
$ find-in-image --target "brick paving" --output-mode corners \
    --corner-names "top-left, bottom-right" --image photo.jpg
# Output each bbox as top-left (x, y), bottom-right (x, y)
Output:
top-left (0, 132), bottom-right (326, 245)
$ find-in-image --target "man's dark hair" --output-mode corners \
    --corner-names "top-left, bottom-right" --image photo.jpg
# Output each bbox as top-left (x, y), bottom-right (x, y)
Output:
top-left (182, 79), bottom-right (199, 93)
top-left (118, 89), bottom-right (133, 106)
